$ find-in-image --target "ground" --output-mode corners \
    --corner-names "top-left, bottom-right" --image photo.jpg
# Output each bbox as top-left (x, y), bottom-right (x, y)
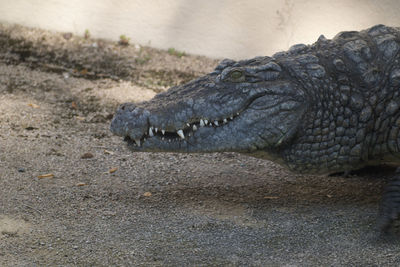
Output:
top-left (0, 23), bottom-right (400, 266)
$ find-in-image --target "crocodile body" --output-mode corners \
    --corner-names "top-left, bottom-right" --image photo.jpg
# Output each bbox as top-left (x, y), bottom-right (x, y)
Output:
top-left (111, 25), bottom-right (400, 232)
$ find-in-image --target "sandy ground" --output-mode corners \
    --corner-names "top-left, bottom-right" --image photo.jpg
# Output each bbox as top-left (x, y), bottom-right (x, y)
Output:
top-left (1, 23), bottom-right (400, 266)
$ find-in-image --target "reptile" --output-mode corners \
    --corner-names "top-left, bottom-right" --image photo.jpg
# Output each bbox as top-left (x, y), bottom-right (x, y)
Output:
top-left (110, 24), bottom-right (400, 233)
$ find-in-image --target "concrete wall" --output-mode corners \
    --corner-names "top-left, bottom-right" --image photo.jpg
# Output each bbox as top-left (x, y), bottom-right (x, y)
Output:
top-left (1, 0), bottom-right (400, 59)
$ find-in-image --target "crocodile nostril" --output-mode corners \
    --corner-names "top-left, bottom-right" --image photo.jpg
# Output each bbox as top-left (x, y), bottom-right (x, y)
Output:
top-left (119, 103), bottom-right (137, 112)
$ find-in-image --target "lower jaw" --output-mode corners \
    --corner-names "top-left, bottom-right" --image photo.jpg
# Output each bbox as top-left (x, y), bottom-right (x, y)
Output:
top-left (124, 135), bottom-right (190, 152)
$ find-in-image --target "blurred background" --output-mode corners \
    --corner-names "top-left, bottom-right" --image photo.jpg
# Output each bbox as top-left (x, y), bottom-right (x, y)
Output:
top-left (0, 0), bottom-right (399, 59)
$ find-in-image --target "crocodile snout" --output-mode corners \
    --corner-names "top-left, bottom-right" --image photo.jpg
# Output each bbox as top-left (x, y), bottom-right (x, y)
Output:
top-left (110, 103), bottom-right (150, 141)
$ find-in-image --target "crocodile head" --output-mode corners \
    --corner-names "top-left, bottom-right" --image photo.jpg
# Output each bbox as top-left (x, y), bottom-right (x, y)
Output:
top-left (110, 56), bottom-right (307, 160)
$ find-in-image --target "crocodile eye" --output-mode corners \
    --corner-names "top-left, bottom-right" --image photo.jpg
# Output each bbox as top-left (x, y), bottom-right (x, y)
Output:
top-left (229, 70), bottom-right (245, 82)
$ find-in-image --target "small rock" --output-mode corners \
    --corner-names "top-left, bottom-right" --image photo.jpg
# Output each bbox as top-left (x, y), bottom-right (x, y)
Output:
top-left (63, 33), bottom-right (73, 40)
top-left (89, 114), bottom-right (107, 123)
top-left (81, 152), bottom-right (94, 159)
top-left (143, 192), bottom-right (152, 197)
top-left (18, 168), bottom-right (26, 173)
top-left (71, 102), bottom-right (78, 109)
top-left (109, 167), bottom-right (118, 173)
top-left (25, 126), bottom-right (37, 131)
top-left (104, 150), bottom-right (114, 155)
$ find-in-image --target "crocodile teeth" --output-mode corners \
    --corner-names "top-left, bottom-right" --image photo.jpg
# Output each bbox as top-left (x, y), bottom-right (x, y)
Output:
top-left (161, 129), bottom-right (165, 135)
top-left (149, 127), bottom-right (154, 137)
top-left (177, 129), bottom-right (185, 139)
top-left (223, 118), bottom-right (227, 124)
top-left (193, 125), bottom-right (197, 131)
top-left (204, 119), bottom-right (208, 125)
top-left (186, 123), bottom-right (190, 127)
top-left (214, 121), bottom-right (219, 126)
top-left (134, 139), bottom-right (141, 146)
top-left (200, 119), bottom-right (205, 127)
top-left (230, 116), bottom-right (233, 120)
top-left (155, 128), bottom-right (158, 133)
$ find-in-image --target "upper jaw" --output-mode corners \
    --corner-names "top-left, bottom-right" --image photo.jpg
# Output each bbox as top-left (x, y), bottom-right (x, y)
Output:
top-left (122, 110), bottom-right (242, 149)
top-left (110, 81), bottom-right (247, 149)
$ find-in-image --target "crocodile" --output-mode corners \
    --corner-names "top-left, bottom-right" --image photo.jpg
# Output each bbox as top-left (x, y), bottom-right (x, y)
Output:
top-left (111, 24), bottom-right (400, 233)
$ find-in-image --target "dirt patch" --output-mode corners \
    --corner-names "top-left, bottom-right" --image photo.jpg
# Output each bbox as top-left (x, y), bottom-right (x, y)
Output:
top-left (1, 23), bottom-right (400, 266)
top-left (0, 23), bottom-right (217, 92)
top-left (0, 216), bottom-right (31, 237)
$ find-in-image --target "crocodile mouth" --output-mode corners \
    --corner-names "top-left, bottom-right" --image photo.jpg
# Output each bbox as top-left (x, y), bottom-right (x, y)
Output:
top-left (124, 112), bottom-right (241, 147)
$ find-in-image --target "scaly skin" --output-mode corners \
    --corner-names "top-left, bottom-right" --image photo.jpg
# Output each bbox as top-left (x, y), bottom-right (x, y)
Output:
top-left (111, 25), bottom-right (400, 232)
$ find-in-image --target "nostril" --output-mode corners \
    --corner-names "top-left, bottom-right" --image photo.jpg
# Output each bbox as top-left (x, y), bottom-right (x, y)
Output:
top-left (119, 103), bottom-right (136, 112)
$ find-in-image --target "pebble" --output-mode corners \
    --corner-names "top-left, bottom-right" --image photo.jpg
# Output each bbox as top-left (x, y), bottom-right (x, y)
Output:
top-left (81, 152), bottom-right (94, 159)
